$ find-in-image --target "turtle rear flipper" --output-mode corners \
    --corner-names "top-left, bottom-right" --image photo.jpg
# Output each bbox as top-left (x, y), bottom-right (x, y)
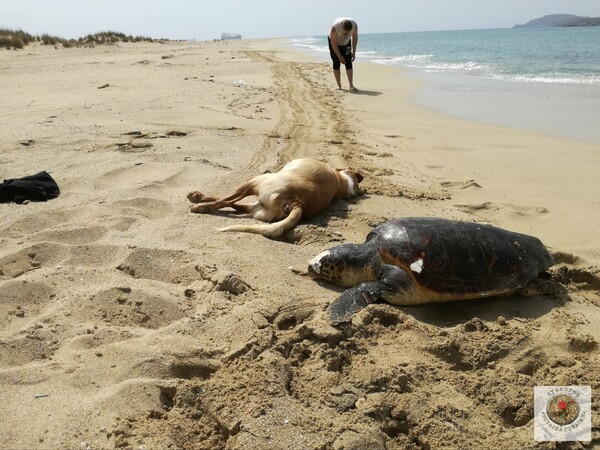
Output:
top-left (517, 277), bottom-right (567, 300)
top-left (327, 282), bottom-right (383, 324)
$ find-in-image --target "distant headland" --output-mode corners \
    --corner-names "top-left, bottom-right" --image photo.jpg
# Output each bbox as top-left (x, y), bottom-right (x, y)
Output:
top-left (514, 14), bottom-right (600, 28)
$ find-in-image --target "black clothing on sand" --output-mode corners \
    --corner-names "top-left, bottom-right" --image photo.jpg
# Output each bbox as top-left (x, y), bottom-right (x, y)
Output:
top-left (0, 171), bottom-right (60, 204)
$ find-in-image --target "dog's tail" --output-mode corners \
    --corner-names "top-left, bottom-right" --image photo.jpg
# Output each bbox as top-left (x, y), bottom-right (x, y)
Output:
top-left (218, 205), bottom-right (303, 238)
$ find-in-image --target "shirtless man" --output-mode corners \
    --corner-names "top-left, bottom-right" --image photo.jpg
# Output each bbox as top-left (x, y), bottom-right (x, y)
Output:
top-left (328, 17), bottom-right (358, 92)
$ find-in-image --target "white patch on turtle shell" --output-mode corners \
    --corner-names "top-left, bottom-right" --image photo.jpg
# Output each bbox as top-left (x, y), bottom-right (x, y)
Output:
top-left (308, 250), bottom-right (330, 274)
top-left (410, 258), bottom-right (424, 274)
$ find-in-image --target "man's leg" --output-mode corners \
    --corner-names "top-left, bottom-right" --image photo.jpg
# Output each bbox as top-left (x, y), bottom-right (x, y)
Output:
top-left (328, 37), bottom-right (343, 89)
top-left (343, 44), bottom-right (356, 92)
top-left (333, 69), bottom-right (342, 89)
top-left (346, 69), bottom-right (355, 92)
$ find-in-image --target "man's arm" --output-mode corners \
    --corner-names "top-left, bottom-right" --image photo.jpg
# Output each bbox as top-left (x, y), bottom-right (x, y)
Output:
top-left (329, 27), bottom-right (346, 64)
top-left (351, 25), bottom-right (358, 62)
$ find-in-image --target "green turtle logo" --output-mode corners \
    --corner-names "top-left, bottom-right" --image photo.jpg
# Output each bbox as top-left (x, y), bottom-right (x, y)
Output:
top-left (546, 394), bottom-right (580, 426)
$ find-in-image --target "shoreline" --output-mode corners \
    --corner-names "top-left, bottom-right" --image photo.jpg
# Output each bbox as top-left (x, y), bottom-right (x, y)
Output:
top-left (286, 37), bottom-right (600, 144)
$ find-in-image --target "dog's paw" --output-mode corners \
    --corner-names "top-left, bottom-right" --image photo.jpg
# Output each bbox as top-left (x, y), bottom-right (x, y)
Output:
top-left (187, 191), bottom-right (207, 203)
top-left (190, 204), bottom-right (211, 213)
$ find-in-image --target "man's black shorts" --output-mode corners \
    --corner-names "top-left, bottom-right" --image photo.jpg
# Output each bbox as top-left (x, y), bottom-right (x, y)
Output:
top-left (328, 37), bottom-right (353, 70)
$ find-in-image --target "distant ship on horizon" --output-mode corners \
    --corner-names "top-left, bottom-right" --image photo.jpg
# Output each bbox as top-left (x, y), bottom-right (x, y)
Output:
top-left (221, 33), bottom-right (242, 40)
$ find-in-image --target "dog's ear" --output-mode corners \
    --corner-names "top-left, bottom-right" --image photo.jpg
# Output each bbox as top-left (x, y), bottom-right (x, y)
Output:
top-left (337, 168), bottom-right (364, 184)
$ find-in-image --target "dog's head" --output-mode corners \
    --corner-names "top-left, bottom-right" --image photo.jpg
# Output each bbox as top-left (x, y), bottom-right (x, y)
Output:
top-left (337, 168), bottom-right (364, 197)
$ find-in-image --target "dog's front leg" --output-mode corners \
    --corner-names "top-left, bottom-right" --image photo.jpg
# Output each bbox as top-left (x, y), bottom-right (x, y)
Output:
top-left (187, 191), bottom-right (217, 204)
top-left (188, 191), bottom-right (223, 213)
top-left (189, 180), bottom-right (258, 214)
top-left (191, 201), bottom-right (256, 214)
top-left (190, 199), bottom-right (230, 213)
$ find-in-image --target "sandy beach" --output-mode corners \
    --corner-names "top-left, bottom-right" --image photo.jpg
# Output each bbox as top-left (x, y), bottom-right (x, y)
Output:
top-left (1, 38), bottom-right (598, 449)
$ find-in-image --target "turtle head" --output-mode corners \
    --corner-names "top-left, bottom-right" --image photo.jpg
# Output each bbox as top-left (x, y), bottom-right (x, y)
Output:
top-left (308, 243), bottom-right (375, 287)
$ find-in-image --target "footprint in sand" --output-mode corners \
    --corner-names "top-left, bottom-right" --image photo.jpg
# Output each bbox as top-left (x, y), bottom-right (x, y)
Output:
top-left (100, 165), bottom-right (192, 192)
top-left (4, 213), bottom-right (129, 248)
top-left (7, 243), bottom-right (129, 271)
top-left (0, 250), bottom-right (39, 279)
top-left (65, 327), bottom-right (140, 353)
top-left (100, 165), bottom-right (175, 187)
top-left (0, 330), bottom-right (59, 366)
top-left (551, 264), bottom-right (600, 291)
top-left (111, 197), bottom-right (175, 220)
top-left (116, 248), bottom-right (202, 285)
top-left (0, 209), bottom-right (81, 238)
top-left (0, 280), bottom-right (57, 366)
top-left (115, 141), bottom-right (153, 152)
top-left (0, 279), bottom-right (55, 318)
top-left (272, 302), bottom-right (316, 331)
top-left (455, 201), bottom-right (549, 217)
top-left (114, 130), bottom-right (188, 151)
top-left (2, 205), bottom-right (132, 252)
top-left (441, 180), bottom-right (482, 190)
top-left (167, 357), bottom-right (221, 380)
top-left (32, 226), bottom-right (108, 245)
top-left (81, 286), bottom-right (186, 329)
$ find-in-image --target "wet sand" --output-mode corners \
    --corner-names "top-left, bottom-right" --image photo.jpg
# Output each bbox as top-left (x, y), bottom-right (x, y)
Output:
top-left (410, 70), bottom-right (600, 144)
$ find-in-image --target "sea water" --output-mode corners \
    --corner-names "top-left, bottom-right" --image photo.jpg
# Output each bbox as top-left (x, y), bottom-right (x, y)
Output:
top-left (290, 27), bottom-right (600, 143)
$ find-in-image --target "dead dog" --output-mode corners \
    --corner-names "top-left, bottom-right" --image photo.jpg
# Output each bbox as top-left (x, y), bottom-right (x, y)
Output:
top-left (187, 158), bottom-right (363, 238)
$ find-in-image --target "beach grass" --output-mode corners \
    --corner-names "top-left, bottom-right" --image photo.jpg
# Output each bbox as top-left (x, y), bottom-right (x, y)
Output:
top-left (0, 28), bottom-right (159, 50)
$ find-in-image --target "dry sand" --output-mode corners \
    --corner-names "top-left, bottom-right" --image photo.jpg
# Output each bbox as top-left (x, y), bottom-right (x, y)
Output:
top-left (0, 38), bottom-right (599, 449)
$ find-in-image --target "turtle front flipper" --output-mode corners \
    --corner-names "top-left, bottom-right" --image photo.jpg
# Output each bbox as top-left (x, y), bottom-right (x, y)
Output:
top-left (327, 281), bottom-right (384, 324)
top-left (327, 264), bottom-right (414, 324)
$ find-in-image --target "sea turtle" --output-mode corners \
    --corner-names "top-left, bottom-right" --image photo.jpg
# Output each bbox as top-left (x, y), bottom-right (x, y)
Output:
top-left (307, 217), bottom-right (555, 324)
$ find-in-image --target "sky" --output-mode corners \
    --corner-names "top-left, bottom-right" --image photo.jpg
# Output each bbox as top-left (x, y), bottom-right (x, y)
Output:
top-left (1, 0), bottom-right (600, 41)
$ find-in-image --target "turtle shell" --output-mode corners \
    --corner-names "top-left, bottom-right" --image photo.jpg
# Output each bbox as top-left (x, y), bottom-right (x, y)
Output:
top-left (369, 217), bottom-right (554, 298)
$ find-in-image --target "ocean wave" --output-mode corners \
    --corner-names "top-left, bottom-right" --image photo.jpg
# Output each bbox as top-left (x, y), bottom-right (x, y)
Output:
top-left (372, 56), bottom-right (600, 85)
top-left (491, 73), bottom-right (600, 85)
top-left (356, 50), bottom-right (377, 56)
top-left (291, 39), bottom-right (378, 57)
top-left (288, 37), bottom-right (317, 45)
top-left (371, 54), bottom-right (433, 65)
top-left (420, 61), bottom-right (490, 73)
top-left (372, 57), bottom-right (493, 75)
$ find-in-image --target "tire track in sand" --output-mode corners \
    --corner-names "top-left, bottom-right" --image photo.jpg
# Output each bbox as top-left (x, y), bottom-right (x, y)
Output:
top-left (243, 50), bottom-right (449, 203)
top-left (243, 50), bottom-right (352, 171)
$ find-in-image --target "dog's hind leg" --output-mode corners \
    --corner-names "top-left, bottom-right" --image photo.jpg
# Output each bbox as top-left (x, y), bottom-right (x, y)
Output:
top-left (219, 204), bottom-right (303, 238)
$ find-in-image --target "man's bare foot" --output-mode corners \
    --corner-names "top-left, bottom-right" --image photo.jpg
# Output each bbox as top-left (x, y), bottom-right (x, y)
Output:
top-left (349, 86), bottom-right (358, 93)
